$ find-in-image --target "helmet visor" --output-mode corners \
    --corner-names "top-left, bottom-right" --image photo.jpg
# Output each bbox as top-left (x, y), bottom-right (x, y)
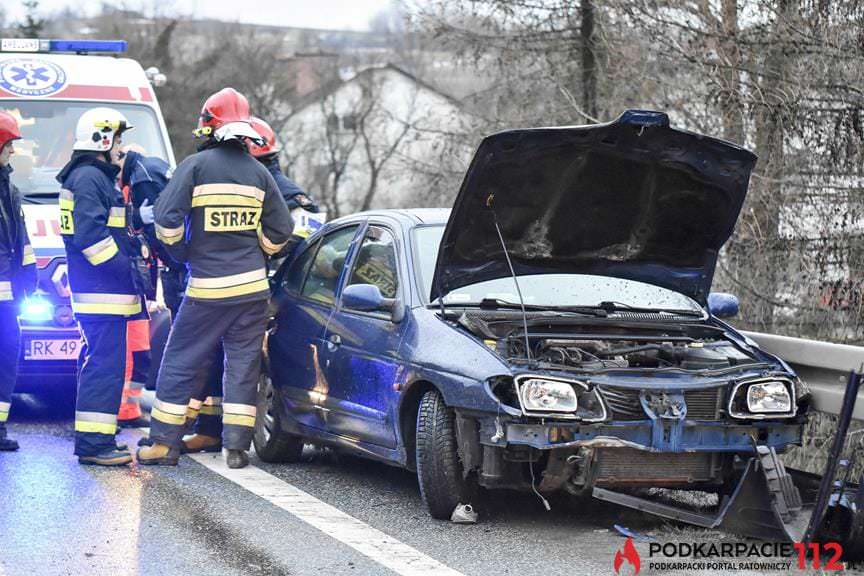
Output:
top-left (94, 119), bottom-right (134, 134)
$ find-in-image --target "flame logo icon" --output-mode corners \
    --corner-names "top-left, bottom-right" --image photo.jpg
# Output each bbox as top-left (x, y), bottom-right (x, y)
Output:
top-left (613, 537), bottom-right (641, 575)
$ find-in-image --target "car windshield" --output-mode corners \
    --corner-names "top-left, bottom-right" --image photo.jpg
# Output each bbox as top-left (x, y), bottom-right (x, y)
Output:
top-left (413, 225), bottom-right (703, 312)
top-left (0, 100), bottom-right (169, 203)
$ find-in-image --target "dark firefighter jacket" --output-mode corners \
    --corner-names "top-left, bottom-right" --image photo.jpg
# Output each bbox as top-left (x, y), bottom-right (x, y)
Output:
top-left (262, 157), bottom-right (319, 213)
top-left (57, 152), bottom-right (142, 318)
top-left (121, 150), bottom-right (175, 265)
top-left (154, 140), bottom-right (293, 304)
top-left (0, 165), bottom-right (37, 302)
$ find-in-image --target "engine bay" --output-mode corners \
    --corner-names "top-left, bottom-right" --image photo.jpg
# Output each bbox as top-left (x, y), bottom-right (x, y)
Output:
top-left (456, 311), bottom-right (758, 372)
top-left (526, 337), bottom-right (755, 371)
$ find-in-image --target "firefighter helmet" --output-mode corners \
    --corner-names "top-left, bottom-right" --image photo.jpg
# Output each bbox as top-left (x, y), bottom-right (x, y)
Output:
top-left (194, 87), bottom-right (260, 143)
top-left (73, 107), bottom-right (133, 152)
top-left (0, 110), bottom-right (21, 150)
top-left (247, 116), bottom-right (281, 158)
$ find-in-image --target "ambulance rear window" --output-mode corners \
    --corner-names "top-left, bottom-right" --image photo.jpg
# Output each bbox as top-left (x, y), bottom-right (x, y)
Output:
top-left (0, 101), bottom-right (168, 203)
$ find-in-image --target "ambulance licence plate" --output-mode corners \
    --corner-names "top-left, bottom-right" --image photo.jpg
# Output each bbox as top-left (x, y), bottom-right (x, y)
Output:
top-left (25, 339), bottom-right (82, 360)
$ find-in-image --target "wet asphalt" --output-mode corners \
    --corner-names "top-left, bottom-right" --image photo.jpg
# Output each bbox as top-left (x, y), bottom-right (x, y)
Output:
top-left (1, 387), bottom-right (861, 576)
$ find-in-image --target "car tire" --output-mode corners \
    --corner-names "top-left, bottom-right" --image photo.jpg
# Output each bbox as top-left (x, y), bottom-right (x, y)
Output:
top-left (253, 367), bottom-right (304, 463)
top-left (416, 388), bottom-right (476, 520)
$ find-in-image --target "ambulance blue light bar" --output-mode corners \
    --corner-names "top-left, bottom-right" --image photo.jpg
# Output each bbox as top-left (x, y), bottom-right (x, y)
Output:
top-left (0, 38), bottom-right (127, 54)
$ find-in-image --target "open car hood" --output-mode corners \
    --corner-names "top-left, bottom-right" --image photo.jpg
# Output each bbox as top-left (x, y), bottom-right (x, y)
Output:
top-left (430, 111), bottom-right (757, 305)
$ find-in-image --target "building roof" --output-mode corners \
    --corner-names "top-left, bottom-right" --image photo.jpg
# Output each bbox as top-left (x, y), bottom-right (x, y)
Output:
top-left (291, 62), bottom-right (462, 114)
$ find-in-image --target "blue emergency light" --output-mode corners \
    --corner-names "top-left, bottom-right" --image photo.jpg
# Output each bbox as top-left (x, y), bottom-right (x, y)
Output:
top-left (20, 296), bottom-right (53, 323)
top-left (0, 38), bottom-right (127, 54)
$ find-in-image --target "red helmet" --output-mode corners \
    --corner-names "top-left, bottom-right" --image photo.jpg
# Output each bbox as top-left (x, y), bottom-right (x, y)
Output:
top-left (194, 87), bottom-right (253, 138)
top-left (0, 110), bottom-right (22, 149)
top-left (247, 116), bottom-right (281, 158)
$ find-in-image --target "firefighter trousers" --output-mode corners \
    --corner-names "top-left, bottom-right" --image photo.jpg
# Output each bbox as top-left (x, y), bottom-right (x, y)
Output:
top-left (150, 298), bottom-right (267, 450)
top-left (0, 303), bottom-right (20, 433)
top-left (186, 344), bottom-right (225, 439)
top-left (75, 317), bottom-right (127, 456)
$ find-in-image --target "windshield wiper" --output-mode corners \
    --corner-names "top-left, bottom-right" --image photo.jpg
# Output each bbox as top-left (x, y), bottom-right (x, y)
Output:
top-left (596, 301), bottom-right (705, 317)
top-left (479, 298), bottom-right (608, 316)
top-left (21, 191), bottom-right (60, 205)
top-left (433, 298), bottom-right (608, 317)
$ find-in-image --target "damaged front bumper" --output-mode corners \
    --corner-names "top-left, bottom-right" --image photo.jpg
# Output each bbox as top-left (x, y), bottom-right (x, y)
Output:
top-left (592, 370), bottom-right (864, 561)
top-left (502, 421), bottom-right (802, 453)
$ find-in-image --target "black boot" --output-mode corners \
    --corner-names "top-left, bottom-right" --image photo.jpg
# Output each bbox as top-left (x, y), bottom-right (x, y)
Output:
top-left (0, 424), bottom-right (19, 451)
top-left (0, 436), bottom-right (19, 451)
top-left (226, 449), bottom-right (249, 469)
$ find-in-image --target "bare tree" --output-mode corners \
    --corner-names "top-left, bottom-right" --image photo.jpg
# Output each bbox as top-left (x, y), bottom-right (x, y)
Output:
top-left (416, 0), bottom-right (864, 343)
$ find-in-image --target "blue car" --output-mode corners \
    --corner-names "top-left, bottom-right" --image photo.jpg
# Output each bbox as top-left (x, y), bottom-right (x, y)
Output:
top-left (256, 111), bottom-right (808, 523)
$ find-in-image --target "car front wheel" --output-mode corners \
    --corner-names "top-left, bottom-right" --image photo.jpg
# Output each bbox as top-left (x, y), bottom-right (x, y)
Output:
top-left (253, 367), bottom-right (304, 463)
top-left (416, 389), bottom-right (476, 519)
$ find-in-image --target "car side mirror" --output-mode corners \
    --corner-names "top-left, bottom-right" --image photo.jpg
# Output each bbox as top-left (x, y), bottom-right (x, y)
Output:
top-left (708, 292), bottom-right (739, 319)
top-left (343, 284), bottom-right (404, 323)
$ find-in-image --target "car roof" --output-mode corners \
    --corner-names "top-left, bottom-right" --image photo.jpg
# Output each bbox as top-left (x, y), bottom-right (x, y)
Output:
top-left (331, 208), bottom-right (451, 227)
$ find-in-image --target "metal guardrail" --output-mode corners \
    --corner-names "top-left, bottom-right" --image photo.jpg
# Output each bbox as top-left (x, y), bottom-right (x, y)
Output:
top-left (743, 331), bottom-right (864, 420)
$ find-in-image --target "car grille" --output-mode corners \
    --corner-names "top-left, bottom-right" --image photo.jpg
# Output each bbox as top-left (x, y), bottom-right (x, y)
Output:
top-left (599, 386), bottom-right (724, 421)
top-left (594, 448), bottom-right (720, 485)
top-left (599, 386), bottom-right (644, 420)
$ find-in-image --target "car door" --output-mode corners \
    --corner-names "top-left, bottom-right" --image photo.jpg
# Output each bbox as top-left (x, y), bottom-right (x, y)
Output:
top-left (320, 224), bottom-right (406, 448)
top-left (268, 224), bottom-right (362, 431)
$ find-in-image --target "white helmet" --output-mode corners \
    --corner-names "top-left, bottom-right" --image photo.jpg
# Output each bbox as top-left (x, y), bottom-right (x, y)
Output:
top-left (73, 107), bottom-right (133, 152)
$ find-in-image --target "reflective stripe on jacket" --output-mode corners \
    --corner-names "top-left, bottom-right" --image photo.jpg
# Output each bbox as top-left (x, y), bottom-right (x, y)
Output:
top-left (56, 152), bottom-right (142, 317)
top-left (0, 165), bottom-right (37, 302)
top-left (154, 141), bottom-right (293, 303)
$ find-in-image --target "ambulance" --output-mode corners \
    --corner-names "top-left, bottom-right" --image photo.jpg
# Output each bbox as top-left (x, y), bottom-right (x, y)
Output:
top-left (0, 38), bottom-right (174, 389)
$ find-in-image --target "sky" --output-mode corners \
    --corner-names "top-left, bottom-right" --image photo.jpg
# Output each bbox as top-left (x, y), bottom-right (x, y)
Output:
top-left (3, 0), bottom-right (397, 31)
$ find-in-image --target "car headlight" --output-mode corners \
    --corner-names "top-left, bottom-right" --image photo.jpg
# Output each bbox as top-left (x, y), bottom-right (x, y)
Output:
top-left (747, 381), bottom-right (792, 413)
top-left (728, 378), bottom-right (796, 419)
top-left (518, 378), bottom-right (578, 413)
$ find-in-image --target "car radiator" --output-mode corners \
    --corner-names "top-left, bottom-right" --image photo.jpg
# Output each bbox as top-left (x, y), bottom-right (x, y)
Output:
top-left (594, 448), bottom-right (721, 485)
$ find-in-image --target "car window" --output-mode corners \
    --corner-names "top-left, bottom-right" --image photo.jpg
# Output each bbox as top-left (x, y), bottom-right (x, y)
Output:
top-left (346, 226), bottom-right (399, 302)
top-left (283, 239), bottom-right (320, 295)
top-left (300, 225), bottom-right (358, 305)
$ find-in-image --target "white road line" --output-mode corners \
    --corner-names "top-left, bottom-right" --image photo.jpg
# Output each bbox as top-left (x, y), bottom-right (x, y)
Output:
top-left (189, 453), bottom-right (465, 576)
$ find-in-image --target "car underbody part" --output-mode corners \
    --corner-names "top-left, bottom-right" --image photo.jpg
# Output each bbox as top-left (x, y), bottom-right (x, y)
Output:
top-left (450, 503), bottom-right (478, 524)
top-left (592, 370), bottom-right (864, 560)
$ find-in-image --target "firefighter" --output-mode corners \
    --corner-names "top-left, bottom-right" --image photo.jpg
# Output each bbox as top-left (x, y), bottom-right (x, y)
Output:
top-left (0, 110), bottom-right (37, 451)
top-left (247, 117), bottom-right (319, 213)
top-left (58, 107), bottom-right (141, 466)
top-left (178, 115), bottom-right (321, 454)
top-left (137, 87), bottom-right (293, 469)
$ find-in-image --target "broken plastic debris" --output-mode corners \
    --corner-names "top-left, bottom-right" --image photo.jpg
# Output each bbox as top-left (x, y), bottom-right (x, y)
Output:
top-left (451, 503), bottom-right (478, 524)
top-left (613, 524), bottom-right (654, 542)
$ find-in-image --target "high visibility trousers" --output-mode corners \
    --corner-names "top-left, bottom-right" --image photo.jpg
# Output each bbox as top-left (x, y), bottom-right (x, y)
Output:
top-left (0, 303), bottom-right (21, 431)
top-left (187, 345), bottom-right (225, 438)
top-left (150, 298), bottom-right (267, 451)
top-left (75, 317), bottom-right (127, 456)
top-left (119, 319), bottom-right (151, 421)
